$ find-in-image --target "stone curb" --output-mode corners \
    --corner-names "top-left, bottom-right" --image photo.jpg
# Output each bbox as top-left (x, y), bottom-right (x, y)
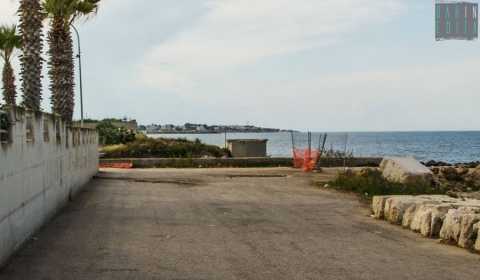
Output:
top-left (372, 195), bottom-right (480, 253)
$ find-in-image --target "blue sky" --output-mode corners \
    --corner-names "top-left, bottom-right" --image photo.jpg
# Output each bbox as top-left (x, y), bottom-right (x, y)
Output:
top-left (1, 0), bottom-right (480, 131)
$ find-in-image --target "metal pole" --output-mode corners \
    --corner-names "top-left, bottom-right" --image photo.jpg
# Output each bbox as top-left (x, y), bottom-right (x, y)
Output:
top-left (290, 131), bottom-right (295, 153)
top-left (308, 131), bottom-right (312, 158)
top-left (343, 133), bottom-right (349, 171)
top-left (320, 133), bottom-right (328, 157)
top-left (224, 130), bottom-right (227, 149)
top-left (71, 24), bottom-right (84, 127)
top-left (290, 131), bottom-right (296, 166)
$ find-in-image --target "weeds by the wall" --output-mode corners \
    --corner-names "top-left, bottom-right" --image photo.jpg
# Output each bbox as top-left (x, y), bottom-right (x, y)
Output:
top-left (326, 169), bottom-right (444, 199)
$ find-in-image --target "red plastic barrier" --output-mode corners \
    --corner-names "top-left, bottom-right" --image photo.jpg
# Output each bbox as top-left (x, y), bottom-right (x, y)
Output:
top-left (293, 149), bottom-right (320, 172)
top-left (99, 162), bottom-right (133, 169)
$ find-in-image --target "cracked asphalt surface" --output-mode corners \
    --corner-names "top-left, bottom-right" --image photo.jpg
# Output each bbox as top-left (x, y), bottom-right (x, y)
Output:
top-left (1, 168), bottom-right (479, 280)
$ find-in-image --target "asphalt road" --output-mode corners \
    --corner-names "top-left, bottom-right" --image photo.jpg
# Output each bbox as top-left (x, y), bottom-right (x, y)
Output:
top-left (1, 168), bottom-right (479, 280)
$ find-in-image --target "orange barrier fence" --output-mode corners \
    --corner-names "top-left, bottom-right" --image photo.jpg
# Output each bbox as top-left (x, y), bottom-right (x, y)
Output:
top-left (293, 149), bottom-right (320, 172)
top-left (99, 162), bottom-right (133, 169)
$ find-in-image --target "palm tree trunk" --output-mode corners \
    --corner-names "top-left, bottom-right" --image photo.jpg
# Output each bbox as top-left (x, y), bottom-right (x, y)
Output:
top-left (2, 60), bottom-right (17, 106)
top-left (48, 17), bottom-right (75, 122)
top-left (18, 0), bottom-right (44, 111)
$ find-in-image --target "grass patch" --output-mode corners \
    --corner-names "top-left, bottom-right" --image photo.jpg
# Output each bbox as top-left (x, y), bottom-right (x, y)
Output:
top-left (101, 137), bottom-right (230, 158)
top-left (326, 169), bottom-right (444, 199)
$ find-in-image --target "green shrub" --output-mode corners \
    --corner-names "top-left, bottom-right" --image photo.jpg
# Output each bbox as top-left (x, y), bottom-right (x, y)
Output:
top-left (101, 137), bottom-right (230, 158)
top-left (135, 133), bottom-right (148, 141)
top-left (97, 121), bottom-right (136, 145)
top-left (0, 111), bottom-right (9, 131)
top-left (327, 169), bottom-right (443, 199)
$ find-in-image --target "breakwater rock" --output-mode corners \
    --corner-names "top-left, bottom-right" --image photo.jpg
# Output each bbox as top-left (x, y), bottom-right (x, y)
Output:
top-left (372, 195), bottom-right (480, 253)
top-left (422, 160), bottom-right (480, 168)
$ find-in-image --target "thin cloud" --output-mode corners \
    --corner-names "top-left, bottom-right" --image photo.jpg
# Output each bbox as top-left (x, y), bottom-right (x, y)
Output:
top-left (0, 1), bottom-right (19, 24)
top-left (136, 0), bottom-right (405, 90)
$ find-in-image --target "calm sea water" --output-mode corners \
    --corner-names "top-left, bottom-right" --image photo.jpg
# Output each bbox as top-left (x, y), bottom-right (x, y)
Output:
top-left (150, 131), bottom-right (480, 163)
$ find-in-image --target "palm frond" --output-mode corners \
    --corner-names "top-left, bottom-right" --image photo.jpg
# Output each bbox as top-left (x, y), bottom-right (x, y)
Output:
top-left (42, 0), bottom-right (100, 25)
top-left (0, 25), bottom-right (22, 61)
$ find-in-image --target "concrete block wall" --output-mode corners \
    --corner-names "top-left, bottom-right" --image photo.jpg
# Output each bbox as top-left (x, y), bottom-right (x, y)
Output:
top-left (0, 108), bottom-right (98, 265)
top-left (317, 157), bottom-right (383, 168)
top-left (99, 157), bottom-right (384, 169)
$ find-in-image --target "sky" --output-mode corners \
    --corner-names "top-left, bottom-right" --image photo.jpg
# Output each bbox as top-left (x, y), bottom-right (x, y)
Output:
top-left (1, 0), bottom-right (480, 132)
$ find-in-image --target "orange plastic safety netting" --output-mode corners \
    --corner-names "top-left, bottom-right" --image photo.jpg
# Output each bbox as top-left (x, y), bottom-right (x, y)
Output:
top-left (293, 149), bottom-right (320, 172)
top-left (99, 162), bottom-right (133, 169)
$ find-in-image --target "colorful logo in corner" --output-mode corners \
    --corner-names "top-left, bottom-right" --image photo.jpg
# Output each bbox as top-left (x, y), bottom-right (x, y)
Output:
top-left (436, 1), bottom-right (478, 40)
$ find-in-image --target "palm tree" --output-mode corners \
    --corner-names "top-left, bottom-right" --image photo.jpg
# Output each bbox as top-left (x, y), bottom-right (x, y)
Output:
top-left (42, 0), bottom-right (100, 122)
top-left (18, 0), bottom-right (44, 111)
top-left (0, 25), bottom-right (22, 107)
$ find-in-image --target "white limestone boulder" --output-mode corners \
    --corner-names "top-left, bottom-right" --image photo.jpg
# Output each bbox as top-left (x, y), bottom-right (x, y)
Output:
top-left (473, 222), bottom-right (480, 252)
top-left (374, 195), bottom-right (459, 231)
top-left (384, 196), bottom-right (417, 224)
top-left (371, 194), bottom-right (480, 252)
top-left (372, 196), bottom-right (391, 219)
top-left (401, 195), bottom-right (458, 230)
top-left (379, 157), bottom-right (433, 185)
top-left (439, 207), bottom-right (478, 244)
top-left (402, 203), bottom-right (419, 228)
top-left (409, 203), bottom-right (451, 237)
top-left (407, 203), bottom-right (430, 233)
top-left (458, 213), bottom-right (480, 248)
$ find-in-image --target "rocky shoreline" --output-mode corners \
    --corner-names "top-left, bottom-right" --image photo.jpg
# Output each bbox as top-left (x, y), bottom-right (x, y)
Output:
top-left (422, 160), bottom-right (480, 168)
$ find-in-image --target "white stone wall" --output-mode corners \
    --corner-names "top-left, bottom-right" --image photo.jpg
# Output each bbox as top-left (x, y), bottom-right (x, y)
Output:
top-left (0, 108), bottom-right (98, 265)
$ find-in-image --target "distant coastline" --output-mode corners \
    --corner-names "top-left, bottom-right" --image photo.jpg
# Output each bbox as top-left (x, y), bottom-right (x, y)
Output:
top-left (147, 131), bottom-right (293, 135)
top-left (142, 122), bottom-right (294, 134)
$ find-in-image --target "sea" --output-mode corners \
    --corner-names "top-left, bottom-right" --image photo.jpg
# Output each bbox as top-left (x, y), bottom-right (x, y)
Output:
top-left (150, 131), bottom-right (480, 163)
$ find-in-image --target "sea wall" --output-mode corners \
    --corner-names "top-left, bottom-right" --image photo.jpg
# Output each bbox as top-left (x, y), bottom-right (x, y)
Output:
top-left (317, 157), bottom-right (382, 168)
top-left (100, 157), bottom-right (383, 169)
top-left (0, 108), bottom-right (98, 265)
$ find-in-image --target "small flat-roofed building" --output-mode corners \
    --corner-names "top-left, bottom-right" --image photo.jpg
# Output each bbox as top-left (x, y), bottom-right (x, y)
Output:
top-left (227, 139), bottom-right (268, 158)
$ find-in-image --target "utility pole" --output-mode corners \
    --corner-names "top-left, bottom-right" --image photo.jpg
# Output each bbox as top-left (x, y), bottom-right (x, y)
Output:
top-left (71, 24), bottom-right (84, 127)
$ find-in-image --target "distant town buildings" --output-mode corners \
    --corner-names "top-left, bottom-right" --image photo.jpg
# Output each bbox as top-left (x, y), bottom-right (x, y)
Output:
top-left (142, 123), bottom-right (286, 134)
top-left (77, 118), bottom-right (138, 132)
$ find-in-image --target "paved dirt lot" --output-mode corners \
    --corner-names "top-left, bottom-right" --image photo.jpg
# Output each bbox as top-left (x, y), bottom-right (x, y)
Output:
top-left (1, 168), bottom-right (479, 280)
